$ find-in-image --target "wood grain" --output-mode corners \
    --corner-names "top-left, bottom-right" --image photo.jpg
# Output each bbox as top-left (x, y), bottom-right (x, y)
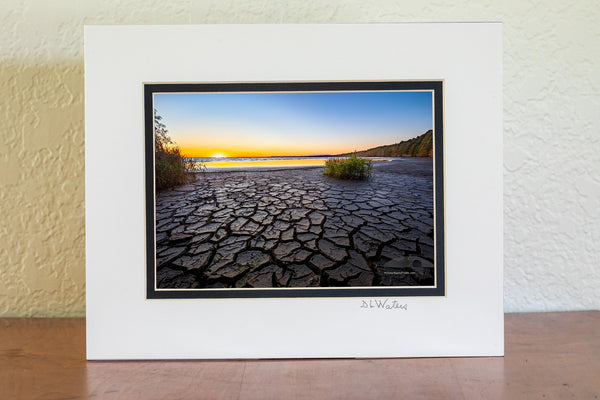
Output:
top-left (0, 312), bottom-right (598, 399)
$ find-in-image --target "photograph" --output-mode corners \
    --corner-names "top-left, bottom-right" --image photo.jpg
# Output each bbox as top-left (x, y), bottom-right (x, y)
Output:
top-left (145, 82), bottom-right (444, 298)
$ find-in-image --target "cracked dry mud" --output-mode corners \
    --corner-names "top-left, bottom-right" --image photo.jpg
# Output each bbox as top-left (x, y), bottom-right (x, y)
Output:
top-left (155, 158), bottom-right (435, 289)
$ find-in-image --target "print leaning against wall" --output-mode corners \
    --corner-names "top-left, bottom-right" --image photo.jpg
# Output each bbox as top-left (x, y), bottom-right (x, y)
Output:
top-left (144, 81), bottom-right (444, 299)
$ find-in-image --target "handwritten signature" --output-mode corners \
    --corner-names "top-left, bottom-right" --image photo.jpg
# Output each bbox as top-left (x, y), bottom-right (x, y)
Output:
top-left (360, 299), bottom-right (407, 310)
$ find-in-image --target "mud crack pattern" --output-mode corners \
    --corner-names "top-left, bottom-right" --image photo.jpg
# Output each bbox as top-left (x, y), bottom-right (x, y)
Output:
top-left (155, 159), bottom-right (435, 289)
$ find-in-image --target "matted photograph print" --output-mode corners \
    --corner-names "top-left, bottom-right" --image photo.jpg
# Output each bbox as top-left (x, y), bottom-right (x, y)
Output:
top-left (145, 81), bottom-right (444, 299)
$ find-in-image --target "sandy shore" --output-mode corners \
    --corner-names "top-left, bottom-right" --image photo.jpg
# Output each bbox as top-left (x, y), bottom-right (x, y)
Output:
top-left (155, 158), bottom-right (435, 289)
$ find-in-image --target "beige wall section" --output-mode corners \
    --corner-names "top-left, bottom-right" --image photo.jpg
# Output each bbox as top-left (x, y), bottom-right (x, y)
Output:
top-left (0, 63), bottom-right (85, 316)
top-left (0, 1), bottom-right (599, 316)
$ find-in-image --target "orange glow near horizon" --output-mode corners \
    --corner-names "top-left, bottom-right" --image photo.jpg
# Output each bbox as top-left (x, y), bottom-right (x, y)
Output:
top-left (179, 144), bottom-right (358, 158)
top-left (172, 124), bottom-right (389, 158)
top-left (173, 127), bottom-right (366, 158)
top-left (199, 158), bottom-right (328, 169)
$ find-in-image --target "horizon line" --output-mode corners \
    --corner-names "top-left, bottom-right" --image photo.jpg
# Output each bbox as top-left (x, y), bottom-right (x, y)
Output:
top-left (178, 129), bottom-right (432, 158)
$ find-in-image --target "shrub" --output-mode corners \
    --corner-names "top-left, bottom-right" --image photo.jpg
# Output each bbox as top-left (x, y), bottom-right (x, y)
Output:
top-left (154, 110), bottom-right (202, 190)
top-left (323, 154), bottom-right (373, 180)
top-left (155, 147), bottom-right (201, 190)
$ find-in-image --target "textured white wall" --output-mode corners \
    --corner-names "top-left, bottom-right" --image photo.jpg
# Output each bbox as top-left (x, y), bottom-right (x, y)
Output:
top-left (0, 1), bottom-right (598, 316)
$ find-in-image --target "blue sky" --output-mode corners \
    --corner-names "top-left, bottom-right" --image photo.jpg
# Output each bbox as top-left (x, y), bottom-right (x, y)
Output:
top-left (153, 90), bottom-right (433, 157)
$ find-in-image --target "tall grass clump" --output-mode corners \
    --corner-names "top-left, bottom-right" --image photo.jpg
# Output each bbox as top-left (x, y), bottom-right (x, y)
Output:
top-left (154, 110), bottom-right (202, 190)
top-left (323, 153), bottom-right (373, 180)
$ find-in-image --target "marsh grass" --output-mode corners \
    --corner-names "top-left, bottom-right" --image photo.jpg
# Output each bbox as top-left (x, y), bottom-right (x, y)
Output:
top-left (154, 110), bottom-right (203, 190)
top-left (155, 147), bottom-right (203, 190)
top-left (323, 154), bottom-right (373, 180)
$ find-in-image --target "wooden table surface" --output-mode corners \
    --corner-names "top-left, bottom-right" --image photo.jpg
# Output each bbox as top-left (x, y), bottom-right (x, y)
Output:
top-left (1, 311), bottom-right (598, 399)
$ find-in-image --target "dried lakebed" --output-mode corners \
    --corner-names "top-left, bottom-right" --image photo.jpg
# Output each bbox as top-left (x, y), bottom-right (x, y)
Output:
top-left (155, 158), bottom-right (435, 289)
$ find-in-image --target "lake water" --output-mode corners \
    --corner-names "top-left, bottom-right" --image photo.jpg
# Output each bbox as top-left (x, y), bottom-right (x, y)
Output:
top-left (190, 156), bottom-right (398, 171)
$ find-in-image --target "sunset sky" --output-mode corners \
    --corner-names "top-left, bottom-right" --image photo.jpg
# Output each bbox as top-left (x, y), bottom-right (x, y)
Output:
top-left (153, 90), bottom-right (433, 158)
